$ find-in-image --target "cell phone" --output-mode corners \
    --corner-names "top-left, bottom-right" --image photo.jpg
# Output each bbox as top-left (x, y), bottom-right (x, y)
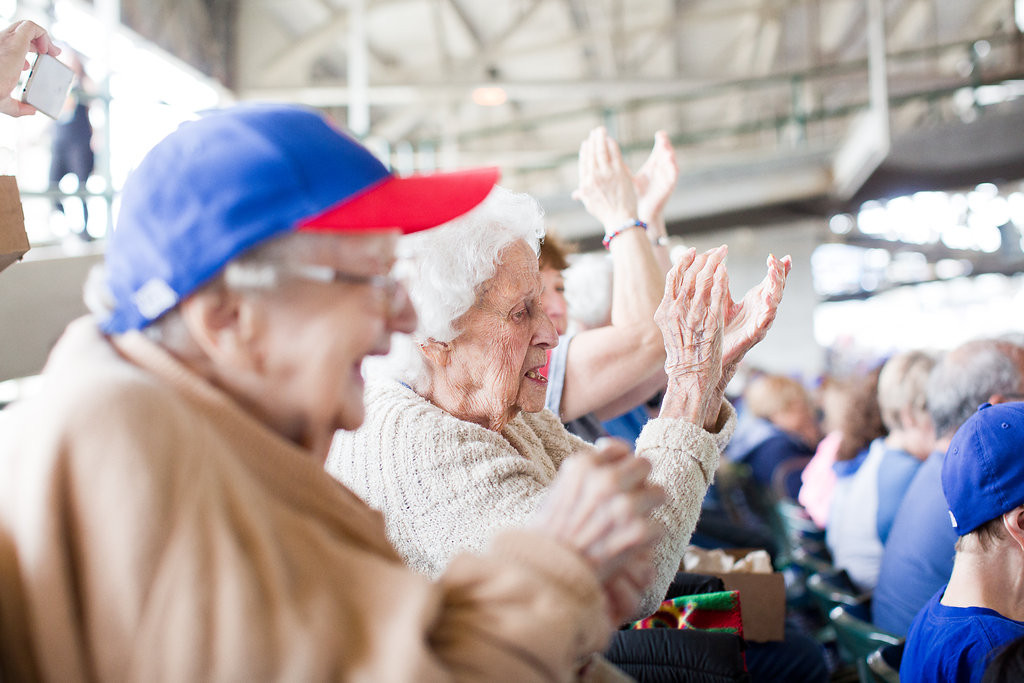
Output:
top-left (21, 54), bottom-right (74, 119)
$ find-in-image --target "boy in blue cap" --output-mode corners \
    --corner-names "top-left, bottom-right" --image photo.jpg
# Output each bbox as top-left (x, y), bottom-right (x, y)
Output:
top-left (901, 401), bottom-right (1024, 683)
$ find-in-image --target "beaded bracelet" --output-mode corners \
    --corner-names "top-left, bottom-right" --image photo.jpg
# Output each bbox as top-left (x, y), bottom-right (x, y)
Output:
top-left (602, 219), bottom-right (648, 249)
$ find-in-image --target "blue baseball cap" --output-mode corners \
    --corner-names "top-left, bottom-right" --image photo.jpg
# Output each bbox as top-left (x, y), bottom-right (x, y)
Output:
top-left (100, 103), bottom-right (499, 334)
top-left (942, 401), bottom-right (1024, 535)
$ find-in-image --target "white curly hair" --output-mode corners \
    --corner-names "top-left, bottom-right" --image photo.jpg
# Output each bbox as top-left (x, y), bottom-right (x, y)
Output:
top-left (365, 186), bottom-right (546, 383)
top-left (397, 185), bottom-right (546, 344)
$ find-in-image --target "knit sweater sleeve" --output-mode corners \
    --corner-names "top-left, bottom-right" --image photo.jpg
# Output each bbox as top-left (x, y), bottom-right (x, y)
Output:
top-left (632, 401), bottom-right (736, 618)
top-left (327, 382), bottom-right (587, 579)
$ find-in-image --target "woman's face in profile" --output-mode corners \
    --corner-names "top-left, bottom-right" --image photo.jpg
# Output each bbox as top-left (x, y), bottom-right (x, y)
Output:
top-left (440, 240), bottom-right (558, 430)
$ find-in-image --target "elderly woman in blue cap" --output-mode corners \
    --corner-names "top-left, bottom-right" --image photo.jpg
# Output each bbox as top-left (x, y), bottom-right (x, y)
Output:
top-left (0, 104), bottom-right (665, 681)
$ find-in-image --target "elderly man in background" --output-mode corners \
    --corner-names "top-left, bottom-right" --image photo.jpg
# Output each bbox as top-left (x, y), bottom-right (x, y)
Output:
top-left (826, 350), bottom-right (936, 591)
top-left (900, 402), bottom-right (1024, 683)
top-left (874, 338), bottom-right (1024, 636)
top-left (0, 104), bottom-right (665, 681)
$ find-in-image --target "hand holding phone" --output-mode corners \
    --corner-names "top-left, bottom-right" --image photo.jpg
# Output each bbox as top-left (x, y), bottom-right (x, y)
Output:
top-left (21, 53), bottom-right (73, 119)
top-left (0, 20), bottom-right (61, 118)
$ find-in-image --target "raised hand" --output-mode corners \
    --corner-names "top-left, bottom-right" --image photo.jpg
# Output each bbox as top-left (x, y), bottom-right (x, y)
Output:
top-left (654, 246), bottom-right (728, 430)
top-left (572, 127), bottom-right (639, 233)
top-left (633, 130), bottom-right (678, 224)
top-left (719, 253), bottom-right (791, 389)
top-left (531, 438), bottom-right (665, 625)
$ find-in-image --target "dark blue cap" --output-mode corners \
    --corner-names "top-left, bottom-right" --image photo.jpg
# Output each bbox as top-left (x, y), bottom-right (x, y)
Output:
top-left (943, 401), bottom-right (1024, 535)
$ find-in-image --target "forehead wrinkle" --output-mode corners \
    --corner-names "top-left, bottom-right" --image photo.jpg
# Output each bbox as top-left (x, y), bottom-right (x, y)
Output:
top-left (475, 258), bottom-right (540, 309)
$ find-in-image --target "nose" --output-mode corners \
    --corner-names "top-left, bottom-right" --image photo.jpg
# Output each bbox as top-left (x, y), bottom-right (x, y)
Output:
top-left (533, 307), bottom-right (559, 350)
top-left (388, 282), bottom-right (417, 334)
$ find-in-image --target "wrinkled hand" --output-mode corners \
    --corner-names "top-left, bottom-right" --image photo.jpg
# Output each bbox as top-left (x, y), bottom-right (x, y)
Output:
top-left (531, 438), bottom-right (665, 625)
top-left (718, 253), bottom-right (791, 390)
top-left (654, 246), bottom-right (728, 428)
top-left (0, 21), bottom-right (60, 118)
top-left (602, 550), bottom-right (658, 624)
top-left (572, 127), bottom-right (639, 232)
top-left (633, 131), bottom-right (678, 223)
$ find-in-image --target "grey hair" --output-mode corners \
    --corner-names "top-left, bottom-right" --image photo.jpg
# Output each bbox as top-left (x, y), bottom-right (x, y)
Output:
top-left (83, 232), bottom-right (342, 353)
top-left (927, 339), bottom-right (1024, 438)
top-left (397, 185), bottom-right (545, 344)
top-left (877, 350), bottom-right (936, 432)
top-left (564, 252), bottom-right (613, 329)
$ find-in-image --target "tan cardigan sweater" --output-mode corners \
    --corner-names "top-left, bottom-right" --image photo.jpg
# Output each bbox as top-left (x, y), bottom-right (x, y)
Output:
top-left (327, 380), bottom-right (735, 620)
top-left (0, 319), bottom-right (613, 682)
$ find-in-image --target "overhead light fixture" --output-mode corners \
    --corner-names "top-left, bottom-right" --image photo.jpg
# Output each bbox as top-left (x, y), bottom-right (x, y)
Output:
top-left (472, 86), bottom-right (507, 107)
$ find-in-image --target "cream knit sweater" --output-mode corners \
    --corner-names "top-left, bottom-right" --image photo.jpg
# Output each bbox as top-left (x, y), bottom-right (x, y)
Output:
top-left (328, 379), bottom-right (736, 619)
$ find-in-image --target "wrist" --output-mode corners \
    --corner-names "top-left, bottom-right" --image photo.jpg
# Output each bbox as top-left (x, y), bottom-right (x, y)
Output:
top-left (603, 219), bottom-right (647, 249)
top-left (717, 363), bottom-right (738, 395)
top-left (642, 216), bottom-right (669, 246)
top-left (659, 376), bottom-right (712, 425)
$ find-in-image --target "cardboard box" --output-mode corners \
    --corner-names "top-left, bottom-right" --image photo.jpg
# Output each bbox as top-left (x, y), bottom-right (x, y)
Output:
top-left (0, 176), bottom-right (28, 274)
top-left (681, 548), bottom-right (786, 642)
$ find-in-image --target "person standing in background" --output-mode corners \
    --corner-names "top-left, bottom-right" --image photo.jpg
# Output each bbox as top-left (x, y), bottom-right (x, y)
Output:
top-left (0, 20), bottom-right (63, 274)
top-left (48, 48), bottom-right (94, 240)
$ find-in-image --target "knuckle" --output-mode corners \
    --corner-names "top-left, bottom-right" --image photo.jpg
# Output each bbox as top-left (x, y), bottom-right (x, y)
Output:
top-left (595, 468), bottom-right (618, 492)
top-left (610, 494), bottom-right (635, 519)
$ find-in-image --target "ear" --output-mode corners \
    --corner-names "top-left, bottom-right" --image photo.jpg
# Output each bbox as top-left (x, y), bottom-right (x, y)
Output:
top-left (897, 405), bottom-right (915, 429)
top-left (1002, 506), bottom-right (1024, 554)
top-left (179, 286), bottom-right (263, 372)
top-left (419, 338), bottom-right (452, 367)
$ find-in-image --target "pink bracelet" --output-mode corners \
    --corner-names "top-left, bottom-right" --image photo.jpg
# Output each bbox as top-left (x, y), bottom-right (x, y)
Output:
top-left (602, 219), bottom-right (648, 249)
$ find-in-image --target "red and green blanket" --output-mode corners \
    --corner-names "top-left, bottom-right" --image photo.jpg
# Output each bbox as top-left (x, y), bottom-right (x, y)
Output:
top-left (629, 590), bottom-right (743, 638)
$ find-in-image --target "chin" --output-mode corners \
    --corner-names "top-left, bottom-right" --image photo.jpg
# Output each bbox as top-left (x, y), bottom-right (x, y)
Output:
top-left (337, 413), bottom-right (365, 432)
top-left (520, 396), bottom-right (547, 414)
top-left (335, 395), bottom-right (367, 432)
top-left (516, 386), bottom-right (548, 415)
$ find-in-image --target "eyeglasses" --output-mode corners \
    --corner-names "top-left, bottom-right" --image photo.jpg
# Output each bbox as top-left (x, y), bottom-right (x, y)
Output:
top-left (275, 263), bottom-right (404, 315)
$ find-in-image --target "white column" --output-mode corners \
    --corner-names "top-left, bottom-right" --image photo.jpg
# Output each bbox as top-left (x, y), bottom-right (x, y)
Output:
top-left (347, 0), bottom-right (369, 137)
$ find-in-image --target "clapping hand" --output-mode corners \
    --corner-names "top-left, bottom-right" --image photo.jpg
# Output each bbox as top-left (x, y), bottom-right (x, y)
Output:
top-left (718, 253), bottom-right (791, 392)
top-left (532, 438), bottom-right (665, 625)
top-left (654, 246), bottom-right (728, 430)
top-left (633, 130), bottom-right (678, 225)
top-left (572, 127), bottom-right (639, 233)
